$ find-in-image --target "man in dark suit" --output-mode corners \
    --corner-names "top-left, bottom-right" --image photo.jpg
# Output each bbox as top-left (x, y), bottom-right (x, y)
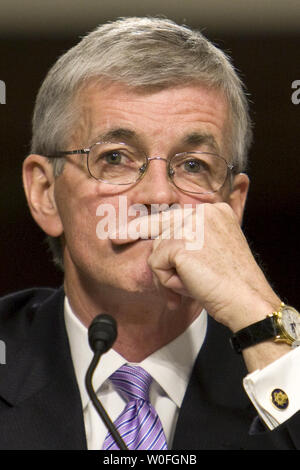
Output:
top-left (1, 17), bottom-right (300, 450)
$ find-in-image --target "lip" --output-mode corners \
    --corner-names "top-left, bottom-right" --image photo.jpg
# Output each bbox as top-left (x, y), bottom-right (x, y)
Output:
top-left (110, 234), bottom-right (156, 247)
top-left (110, 237), bottom-right (155, 256)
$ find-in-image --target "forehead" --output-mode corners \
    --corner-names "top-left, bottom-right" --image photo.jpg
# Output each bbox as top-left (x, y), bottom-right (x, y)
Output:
top-left (72, 80), bottom-right (231, 153)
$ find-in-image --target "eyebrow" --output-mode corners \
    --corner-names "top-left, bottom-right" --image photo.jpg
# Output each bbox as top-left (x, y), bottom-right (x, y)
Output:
top-left (93, 128), bottom-right (136, 143)
top-left (182, 132), bottom-right (220, 154)
top-left (92, 128), bottom-right (220, 153)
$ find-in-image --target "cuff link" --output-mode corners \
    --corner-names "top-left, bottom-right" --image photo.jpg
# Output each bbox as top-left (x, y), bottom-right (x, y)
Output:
top-left (271, 388), bottom-right (289, 410)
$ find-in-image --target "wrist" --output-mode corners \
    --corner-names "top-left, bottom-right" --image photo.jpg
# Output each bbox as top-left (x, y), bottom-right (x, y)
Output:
top-left (242, 340), bottom-right (291, 373)
top-left (226, 295), bottom-right (282, 334)
top-left (230, 302), bottom-right (300, 355)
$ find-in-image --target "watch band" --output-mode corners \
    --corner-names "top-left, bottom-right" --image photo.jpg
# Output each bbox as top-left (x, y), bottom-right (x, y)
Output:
top-left (230, 316), bottom-right (278, 354)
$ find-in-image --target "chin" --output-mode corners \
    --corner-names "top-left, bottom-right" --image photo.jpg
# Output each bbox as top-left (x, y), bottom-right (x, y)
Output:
top-left (114, 240), bottom-right (155, 284)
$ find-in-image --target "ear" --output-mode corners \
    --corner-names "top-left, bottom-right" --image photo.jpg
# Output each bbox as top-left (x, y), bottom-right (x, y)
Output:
top-left (22, 154), bottom-right (64, 237)
top-left (226, 173), bottom-right (250, 225)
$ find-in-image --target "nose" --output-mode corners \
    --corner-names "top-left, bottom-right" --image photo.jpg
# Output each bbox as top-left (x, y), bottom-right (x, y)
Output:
top-left (130, 156), bottom-right (179, 207)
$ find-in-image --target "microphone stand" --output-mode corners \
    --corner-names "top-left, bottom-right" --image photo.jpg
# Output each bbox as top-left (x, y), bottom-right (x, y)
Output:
top-left (85, 347), bottom-right (128, 450)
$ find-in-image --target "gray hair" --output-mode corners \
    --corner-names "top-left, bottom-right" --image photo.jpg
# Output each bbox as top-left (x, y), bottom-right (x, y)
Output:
top-left (30, 16), bottom-right (253, 269)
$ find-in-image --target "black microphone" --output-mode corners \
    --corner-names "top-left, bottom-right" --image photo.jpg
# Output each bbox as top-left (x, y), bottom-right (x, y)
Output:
top-left (88, 313), bottom-right (118, 354)
top-left (85, 313), bottom-right (128, 450)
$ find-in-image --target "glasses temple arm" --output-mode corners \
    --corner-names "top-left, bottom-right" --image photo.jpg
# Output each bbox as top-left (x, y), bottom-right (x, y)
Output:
top-left (44, 149), bottom-right (90, 158)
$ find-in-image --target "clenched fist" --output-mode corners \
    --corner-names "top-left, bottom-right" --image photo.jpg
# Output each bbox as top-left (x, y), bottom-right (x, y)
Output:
top-left (148, 202), bottom-right (281, 333)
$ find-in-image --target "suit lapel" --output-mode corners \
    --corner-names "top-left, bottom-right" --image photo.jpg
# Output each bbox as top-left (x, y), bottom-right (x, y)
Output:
top-left (172, 315), bottom-right (257, 450)
top-left (0, 288), bottom-right (87, 449)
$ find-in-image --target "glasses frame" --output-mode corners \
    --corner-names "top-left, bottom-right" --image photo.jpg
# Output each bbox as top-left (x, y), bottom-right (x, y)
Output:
top-left (46, 141), bottom-right (235, 195)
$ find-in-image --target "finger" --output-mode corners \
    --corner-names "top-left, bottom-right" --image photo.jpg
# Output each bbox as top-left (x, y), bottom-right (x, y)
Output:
top-left (110, 207), bottom-right (185, 245)
top-left (152, 272), bottom-right (183, 310)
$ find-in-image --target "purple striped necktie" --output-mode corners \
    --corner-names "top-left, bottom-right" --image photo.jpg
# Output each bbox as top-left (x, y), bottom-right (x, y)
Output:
top-left (102, 364), bottom-right (168, 450)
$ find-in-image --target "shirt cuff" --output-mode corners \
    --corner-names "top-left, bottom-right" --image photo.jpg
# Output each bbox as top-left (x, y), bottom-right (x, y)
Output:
top-left (243, 345), bottom-right (300, 430)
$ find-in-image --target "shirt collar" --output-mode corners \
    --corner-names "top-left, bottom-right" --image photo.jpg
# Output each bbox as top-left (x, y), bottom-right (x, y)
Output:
top-left (64, 297), bottom-right (207, 410)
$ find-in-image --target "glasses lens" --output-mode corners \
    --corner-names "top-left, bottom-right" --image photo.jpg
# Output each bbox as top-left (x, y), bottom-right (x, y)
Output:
top-left (88, 142), bottom-right (146, 184)
top-left (169, 152), bottom-right (228, 194)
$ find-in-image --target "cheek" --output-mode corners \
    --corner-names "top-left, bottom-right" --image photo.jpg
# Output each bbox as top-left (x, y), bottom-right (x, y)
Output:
top-left (54, 176), bottom-right (106, 247)
top-left (55, 171), bottom-right (116, 223)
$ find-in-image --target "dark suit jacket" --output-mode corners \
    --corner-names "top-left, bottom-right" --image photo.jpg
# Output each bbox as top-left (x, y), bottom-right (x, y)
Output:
top-left (0, 287), bottom-right (299, 450)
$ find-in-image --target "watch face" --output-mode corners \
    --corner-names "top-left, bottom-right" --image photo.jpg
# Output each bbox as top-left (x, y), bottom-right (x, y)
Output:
top-left (281, 307), bottom-right (300, 341)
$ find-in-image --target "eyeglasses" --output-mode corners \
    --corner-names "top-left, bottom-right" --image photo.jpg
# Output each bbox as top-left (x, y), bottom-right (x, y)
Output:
top-left (48, 141), bottom-right (234, 194)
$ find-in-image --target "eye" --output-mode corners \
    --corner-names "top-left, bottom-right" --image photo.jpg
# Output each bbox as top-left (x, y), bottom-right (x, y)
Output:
top-left (103, 151), bottom-right (123, 165)
top-left (138, 163), bottom-right (147, 174)
top-left (183, 159), bottom-right (206, 173)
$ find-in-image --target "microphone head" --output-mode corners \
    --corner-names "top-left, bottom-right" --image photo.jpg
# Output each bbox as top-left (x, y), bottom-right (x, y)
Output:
top-left (88, 313), bottom-right (117, 354)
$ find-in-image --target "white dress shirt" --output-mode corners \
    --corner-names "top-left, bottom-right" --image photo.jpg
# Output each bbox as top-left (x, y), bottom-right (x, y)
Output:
top-left (64, 297), bottom-right (207, 449)
top-left (64, 297), bottom-right (300, 449)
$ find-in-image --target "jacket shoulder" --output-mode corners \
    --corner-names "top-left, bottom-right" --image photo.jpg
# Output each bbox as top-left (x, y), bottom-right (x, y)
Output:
top-left (0, 288), bottom-right (58, 331)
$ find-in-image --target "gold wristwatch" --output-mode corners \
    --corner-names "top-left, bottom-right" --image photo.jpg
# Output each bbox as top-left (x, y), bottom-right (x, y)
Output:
top-left (230, 303), bottom-right (300, 354)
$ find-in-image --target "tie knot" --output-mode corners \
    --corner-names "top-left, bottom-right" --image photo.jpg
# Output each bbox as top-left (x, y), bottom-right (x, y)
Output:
top-left (109, 364), bottom-right (152, 402)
